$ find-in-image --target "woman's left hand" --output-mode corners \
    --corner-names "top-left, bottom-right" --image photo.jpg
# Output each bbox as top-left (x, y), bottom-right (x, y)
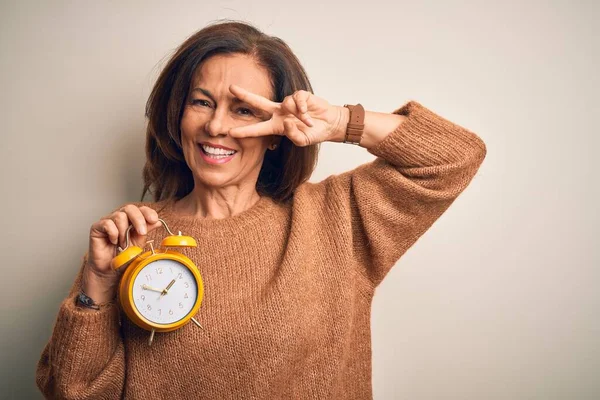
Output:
top-left (228, 84), bottom-right (346, 146)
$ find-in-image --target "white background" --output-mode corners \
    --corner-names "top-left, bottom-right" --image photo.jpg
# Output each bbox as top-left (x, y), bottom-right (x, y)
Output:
top-left (0, 0), bottom-right (598, 398)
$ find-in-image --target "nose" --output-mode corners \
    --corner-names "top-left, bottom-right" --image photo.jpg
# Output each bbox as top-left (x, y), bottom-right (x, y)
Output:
top-left (204, 109), bottom-right (230, 138)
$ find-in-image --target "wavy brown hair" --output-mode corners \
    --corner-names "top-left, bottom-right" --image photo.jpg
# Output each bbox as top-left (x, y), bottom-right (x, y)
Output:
top-left (141, 20), bottom-right (319, 203)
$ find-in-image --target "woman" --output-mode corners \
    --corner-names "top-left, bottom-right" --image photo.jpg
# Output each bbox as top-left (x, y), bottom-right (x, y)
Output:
top-left (36, 20), bottom-right (486, 399)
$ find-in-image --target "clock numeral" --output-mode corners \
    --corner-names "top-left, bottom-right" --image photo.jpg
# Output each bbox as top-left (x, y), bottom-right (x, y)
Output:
top-left (184, 282), bottom-right (189, 288)
top-left (156, 267), bottom-right (163, 275)
top-left (169, 309), bottom-right (173, 315)
top-left (147, 304), bottom-right (152, 311)
top-left (170, 267), bottom-right (173, 274)
top-left (145, 274), bottom-right (152, 282)
top-left (179, 302), bottom-right (183, 309)
top-left (141, 295), bottom-right (145, 301)
top-left (177, 272), bottom-right (183, 279)
top-left (184, 293), bottom-right (188, 299)
top-left (158, 309), bottom-right (162, 315)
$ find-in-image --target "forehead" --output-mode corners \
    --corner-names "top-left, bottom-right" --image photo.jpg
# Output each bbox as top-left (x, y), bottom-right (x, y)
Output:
top-left (191, 54), bottom-right (273, 100)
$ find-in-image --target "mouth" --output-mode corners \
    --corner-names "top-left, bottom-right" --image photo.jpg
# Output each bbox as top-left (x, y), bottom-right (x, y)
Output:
top-left (197, 143), bottom-right (238, 165)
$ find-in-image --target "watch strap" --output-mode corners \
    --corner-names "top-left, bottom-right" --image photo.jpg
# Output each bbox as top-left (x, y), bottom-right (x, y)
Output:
top-left (343, 103), bottom-right (365, 145)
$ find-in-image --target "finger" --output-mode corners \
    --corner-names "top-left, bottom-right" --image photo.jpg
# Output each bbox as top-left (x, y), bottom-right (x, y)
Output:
top-left (229, 120), bottom-right (280, 138)
top-left (102, 220), bottom-right (119, 245)
top-left (91, 219), bottom-right (119, 245)
top-left (110, 211), bottom-right (130, 248)
top-left (293, 91), bottom-right (314, 127)
top-left (120, 204), bottom-right (148, 236)
top-left (229, 84), bottom-right (278, 114)
top-left (295, 91), bottom-right (308, 113)
top-left (281, 96), bottom-right (299, 115)
top-left (282, 95), bottom-right (313, 128)
top-left (283, 118), bottom-right (309, 147)
top-left (139, 206), bottom-right (159, 227)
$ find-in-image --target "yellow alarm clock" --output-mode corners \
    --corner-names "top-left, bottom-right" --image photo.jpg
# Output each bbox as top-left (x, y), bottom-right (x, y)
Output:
top-left (111, 219), bottom-right (204, 345)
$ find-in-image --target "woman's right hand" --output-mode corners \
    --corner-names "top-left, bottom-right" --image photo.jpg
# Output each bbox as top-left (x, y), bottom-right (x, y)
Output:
top-left (82, 205), bottom-right (162, 304)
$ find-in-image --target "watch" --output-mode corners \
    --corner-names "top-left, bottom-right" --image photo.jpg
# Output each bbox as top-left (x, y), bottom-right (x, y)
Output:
top-left (77, 291), bottom-right (100, 310)
top-left (342, 103), bottom-right (365, 145)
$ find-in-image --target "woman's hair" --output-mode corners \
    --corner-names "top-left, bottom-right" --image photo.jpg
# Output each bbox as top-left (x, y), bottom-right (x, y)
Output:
top-left (141, 20), bottom-right (319, 203)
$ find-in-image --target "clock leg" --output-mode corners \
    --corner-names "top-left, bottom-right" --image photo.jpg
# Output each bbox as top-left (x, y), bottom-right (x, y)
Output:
top-left (148, 328), bottom-right (156, 346)
top-left (191, 317), bottom-right (205, 330)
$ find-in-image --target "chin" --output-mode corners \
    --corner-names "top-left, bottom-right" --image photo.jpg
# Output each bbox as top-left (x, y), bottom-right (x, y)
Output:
top-left (194, 171), bottom-right (234, 189)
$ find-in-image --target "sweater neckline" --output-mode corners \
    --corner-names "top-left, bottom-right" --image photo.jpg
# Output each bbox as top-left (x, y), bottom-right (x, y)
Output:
top-left (155, 195), bottom-right (277, 236)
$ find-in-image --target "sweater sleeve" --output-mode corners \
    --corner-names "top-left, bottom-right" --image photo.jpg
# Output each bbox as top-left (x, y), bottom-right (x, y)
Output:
top-left (35, 254), bottom-right (125, 399)
top-left (309, 100), bottom-right (487, 287)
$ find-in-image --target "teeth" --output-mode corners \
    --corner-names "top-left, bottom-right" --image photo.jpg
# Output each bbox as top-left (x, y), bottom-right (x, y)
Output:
top-left (201, 144), bottom-right (236, 156)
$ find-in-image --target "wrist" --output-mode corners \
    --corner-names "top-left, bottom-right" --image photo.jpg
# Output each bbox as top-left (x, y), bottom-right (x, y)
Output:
top-left (328, 106), bottom-right (350, 143)
top-left (81, 265), bottom-right (118, 305)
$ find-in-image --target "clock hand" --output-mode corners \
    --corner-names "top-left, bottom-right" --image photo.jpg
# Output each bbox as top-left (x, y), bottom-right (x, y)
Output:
top-left (142, 284), bottom-right (164, 293)
top-left (161, 279), bottom-right (176, 296)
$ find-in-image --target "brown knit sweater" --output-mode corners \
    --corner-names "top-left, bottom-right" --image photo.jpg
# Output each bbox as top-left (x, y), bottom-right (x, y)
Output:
top-left (36, 101), bottom-right (486, 399)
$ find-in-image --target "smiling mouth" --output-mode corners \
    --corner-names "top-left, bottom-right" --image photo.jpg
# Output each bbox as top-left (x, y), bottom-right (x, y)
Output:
top-left (197, 144), bottom-right (238, 164)
top-left (199, 144), bottom-right (237, 159)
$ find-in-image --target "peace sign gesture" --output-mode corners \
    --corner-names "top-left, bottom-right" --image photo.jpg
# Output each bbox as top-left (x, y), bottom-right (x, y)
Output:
top-left (228, 85), bottom-right (346, 146)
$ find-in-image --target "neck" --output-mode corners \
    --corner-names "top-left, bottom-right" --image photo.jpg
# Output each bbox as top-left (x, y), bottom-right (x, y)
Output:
top-left (174, 183), bottom-right (262, 220)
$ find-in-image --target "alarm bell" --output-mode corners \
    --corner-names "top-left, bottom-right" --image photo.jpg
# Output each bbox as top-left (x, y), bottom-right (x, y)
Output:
top-left (111, 219), bottom-right (197, 270)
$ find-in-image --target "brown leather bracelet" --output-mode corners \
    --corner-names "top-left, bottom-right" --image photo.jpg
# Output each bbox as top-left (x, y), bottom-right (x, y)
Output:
top-left (343, 103), bottom-right (365, 145)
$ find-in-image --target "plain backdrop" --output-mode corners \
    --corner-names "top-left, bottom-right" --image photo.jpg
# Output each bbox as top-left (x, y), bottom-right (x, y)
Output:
top-left (0, 0), bottom-right (598, 399)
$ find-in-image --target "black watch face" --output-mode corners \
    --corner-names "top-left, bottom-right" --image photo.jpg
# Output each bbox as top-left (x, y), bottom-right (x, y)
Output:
top-left (78, 293), bottom-right (94, 306)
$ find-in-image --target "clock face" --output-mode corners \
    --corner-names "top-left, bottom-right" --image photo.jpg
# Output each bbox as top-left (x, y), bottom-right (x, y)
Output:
top-left (131, 259), bottom-right (198, 325)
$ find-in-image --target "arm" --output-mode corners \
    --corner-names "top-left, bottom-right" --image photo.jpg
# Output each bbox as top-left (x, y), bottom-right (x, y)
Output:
top-left (224, 86), bottom-right (486, 286)
top-left (328, 105), bottom-right (408, 149)
top-left (314, 100), bottom-right (487, 286)
top-left (36, 254), bottom-right (125, 399)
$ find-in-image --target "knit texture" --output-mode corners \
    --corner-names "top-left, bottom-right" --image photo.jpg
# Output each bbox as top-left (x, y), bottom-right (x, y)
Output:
top-left (36, 101), bottom-right (486, 399)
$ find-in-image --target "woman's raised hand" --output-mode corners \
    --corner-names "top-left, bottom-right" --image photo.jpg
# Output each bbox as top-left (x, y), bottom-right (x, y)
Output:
top-left (228, 85), bottom-right (346, 146)
top-left (83, 205), bottom-right (163, 304)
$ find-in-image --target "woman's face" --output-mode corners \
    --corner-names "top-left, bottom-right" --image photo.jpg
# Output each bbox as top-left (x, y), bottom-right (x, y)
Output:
top-left (180, 53), bottom-right (275, 193)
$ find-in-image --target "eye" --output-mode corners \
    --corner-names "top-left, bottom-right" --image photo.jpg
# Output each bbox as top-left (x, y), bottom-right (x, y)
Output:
top-left (191, 99), bottom-right (212, 108)
top-left (236, 107), bottom-right (255, 116)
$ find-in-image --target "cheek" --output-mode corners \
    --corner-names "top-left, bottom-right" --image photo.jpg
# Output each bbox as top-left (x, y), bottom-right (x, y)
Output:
top-left (179, 130), bottom-right (196, 161)
top-left (239, 138), bottom-right (270, 163)
top-left (180, 110), bottom-right (199, 140)
top-left (179, 110), bottom-right (205, 159)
